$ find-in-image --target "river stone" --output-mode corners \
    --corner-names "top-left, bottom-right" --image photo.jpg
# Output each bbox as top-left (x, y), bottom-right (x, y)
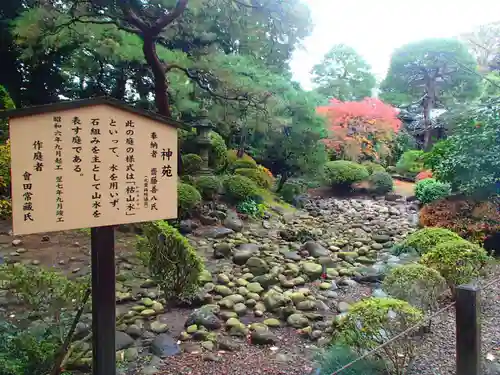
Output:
top-left (302, 262), bottom-right (322, 278)
top-left (247, 282), bottom-right (264, 294)
top-left (263, 291), bottom-right (289, 311)
top-left (151, 302), bottom-right (164, 313)
top-left (281, 251), bottom-right (302, 261)
top-left (246, 257), bottom-right (269, 275)
top-left (226, 317), bottom-right (243, 328)
top-left (186, 324), bottom-right (198, 334)
top-left (250, 329), bottom-right (277, 345)
top-left (224, 212), bottom-right (244, 232)
top-left (141, 298), bottom-right (154, 307)
top-left (263, 318), bottom-right (281, 328)
top-left (226, 294), bottom-right (245, 304)
top-left (150, 321), bottom-right (169, 334)
top-left (214, 285), bottom-right (232, 296)
top-left (185, 306), bottom-right (222, 330)
top-left (338, 301), bottom-right (351, 313)
top-left (233, 303), bottom-right (247, 315)
top-left (303, 241), bottom-right (330, 257)
top-left (289, 292), bottom-right (306, 304)
top-left (140, 309), bottom-right (157, 317)
top-left (115, 331), bottom-right (134, 350)
top-left (219, 311), bottom-right (238, 320)
top-left (296, 300), bottom-right (316, 311)
top-left (218, 337), bottom-right (240, 351)
top-left (287, 313), bottom-right (309, 328)
top-left (214, 243), bottom-right (232, 259)
top-left (151, 334), bottom-right (180, 357)
top-left (199, 227), bottom-right (234, 239)
top-left (232, 245), bottom-right (259, 265)
top-left (217, 273), bottom-right (231, 284)
top-left (199, 270), bottom-right (213, 283)
top-left (372, 234), bottom-right (391, 243)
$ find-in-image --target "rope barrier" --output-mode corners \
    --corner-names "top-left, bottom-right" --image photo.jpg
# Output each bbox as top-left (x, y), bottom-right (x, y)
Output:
top-left (327, 275), bottom-right (500, 375)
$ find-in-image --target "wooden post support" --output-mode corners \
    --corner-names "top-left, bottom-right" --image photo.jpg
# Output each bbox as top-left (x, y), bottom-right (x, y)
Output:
top-left (456, 284), bottom-right (481, 375)
top-left (91, 226), bottom-right (116, 375)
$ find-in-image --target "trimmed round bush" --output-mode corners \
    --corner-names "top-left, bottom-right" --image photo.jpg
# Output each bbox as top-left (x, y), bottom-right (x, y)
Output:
top-left (394, 227), bottom-right (464, 255)
top-left (223, 175), bottom-right (259, 202)
top-left (177, 183), bottom-right (202, 217)
top-left (415, 178), bottom-right (452, 204)
top-left (323, 160), bottom-right (369, 189)
top-left (137, 221), bottom-right (204, 302)
top-left (338, 297), bottom-right (423, 374)
top-left (232, 158), bottom-right (257, 171)
top-left (209, 131), bottom-right (228, 171)
top-left (420, 239), bottom-right (490, 295)
top-left (369, 171), bottom-right (393, 194)
top-left (234, 167), bottom-right (272, 189)
top-left (362, 161), bottom-right (386, 175)
top-left (382, 264), bottom-right (447, 311)
top-left (181, 153), bottom-right (203, 175)
top-left (195, 175), bottom-right (221, 200)
top-left (396, 150), bottom-right (425, 176)
top-left (280, 182), bottom-right (305, 204)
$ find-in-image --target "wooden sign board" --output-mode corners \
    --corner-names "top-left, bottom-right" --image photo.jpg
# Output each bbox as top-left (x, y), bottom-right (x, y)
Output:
top-left (7, 99), bottom-right (179, 235)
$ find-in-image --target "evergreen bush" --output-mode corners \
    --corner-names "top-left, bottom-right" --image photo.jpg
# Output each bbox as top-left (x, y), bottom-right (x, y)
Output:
top-left (194, 175), bottom-right (221, 200)
top-left (177, 183), bottom-right (202, 217)
top-left (369, 171), bottom-right (393, 194)
top-left (223, 175), bottom-right (259, 203)
top-left (323, 161), bottom-right (369, 190)
top-left (414, 178), bottom-right (452, 204)
top-left (137, 221), bottom-right (204, 302)
top-left (181, 153), bottom-right (203, 175)
top-left (393, 227), bottom-right (463, 256)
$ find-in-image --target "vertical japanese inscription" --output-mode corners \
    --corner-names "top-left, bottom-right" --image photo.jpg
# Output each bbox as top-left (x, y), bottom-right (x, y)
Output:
top-left (109, 119), bottom-right (119, 210)
top-left (125, 120), bottom-right (136, 215)
top-left (91, 118), bottom-right (102, 218)
top-left (33, 140), bottom-right (44, 172)
top-left (150, 132), bottom-right (158, 158)
top-left (22, 172), bottom-right (34, 222)
top-left (72, 117), bottom-right (83, 173)
top-left (54, 116), bottom-right (64, 223)
top-left (161, 148), bottom-right (173, 179)
top-left (149, 168), bottom-right (158, 211)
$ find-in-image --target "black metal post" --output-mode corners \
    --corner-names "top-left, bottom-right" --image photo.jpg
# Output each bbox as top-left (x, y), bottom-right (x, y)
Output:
top-left (91, 226), bottom-right (116, 375)
top-left (456, 284), bottom-right (481, 375)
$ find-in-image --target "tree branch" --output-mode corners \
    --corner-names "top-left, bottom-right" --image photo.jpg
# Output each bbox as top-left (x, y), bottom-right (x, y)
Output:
top-left (151, 0), bottom-right (189, 35)
top-left (119, 1), bottom-right (149, 32)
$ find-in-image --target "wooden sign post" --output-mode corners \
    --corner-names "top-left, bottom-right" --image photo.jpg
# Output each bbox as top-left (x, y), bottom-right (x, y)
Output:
top-left (1, 97), bottom-right (181, 375)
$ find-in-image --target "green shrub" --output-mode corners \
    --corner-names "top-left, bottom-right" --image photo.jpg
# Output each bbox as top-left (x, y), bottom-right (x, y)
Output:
top-left (432, 99), bottom-right (500, 197)
top-left (0, 198), bottom-right (11, 219)
top-left (194, 175), bottom-right (221, 200)
top-left (0, 264), bottom-right (88, 313)
top-left (232, 158), bottom-right (257, 171)
top-left (423, 139), bottom-right (453, 171)
top-left (323, 160), bottom-right (369, 189)
top-left (369, 171), bottom-right (393, 194)
top-left (0, 85), bottom-right (15, 143)
top-left (137, 221), bottom-right (204, 302)
top-left (393, 227), bottom-right (463, 256)
top-left (395, 150), bottom-right (425, 176)
top-left (181, 153), bottom-right (203, 175)
top-left (223, 175), bottom-right (259, 203)
top-left (414, 178), bottom-right (452, 204)
top-left (382, 264), bottom-right (447, 312)
top-left (279, 182), bottom-right (306, 203)
top-left (177, 183), bottom-right (202, 217)
top-left (209, 131), bottom-right (228, 171)
top-left (337, 297), bottom-right (423, 375)
top-left (390, 130), bottom-right (417, 166)
top-left (236, 199), bottom-right (266, 218)
top-left (314, 344), bottom-right (386, 375)
top-left (420, 239), bottom-right (490, 295)
top-left (362, 161), bottom-right (386, 175)
top-left (0, 142), bottom-right (11, 196)
top-left (234, 167), bottom-right (272, 189)
top-left (0, 321), bottom-right (64, 375)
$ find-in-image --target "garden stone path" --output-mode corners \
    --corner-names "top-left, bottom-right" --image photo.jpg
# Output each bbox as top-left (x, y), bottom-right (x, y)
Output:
top-left (0, 193), bottom-right (421, 375)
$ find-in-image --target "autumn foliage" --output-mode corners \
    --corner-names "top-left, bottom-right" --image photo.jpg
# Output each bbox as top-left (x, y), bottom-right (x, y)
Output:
top-left (317, 98), bottom-right (401, 162)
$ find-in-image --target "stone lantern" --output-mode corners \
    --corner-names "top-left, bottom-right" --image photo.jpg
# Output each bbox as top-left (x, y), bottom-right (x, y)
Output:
top-left (191, 109), bottom-right (214, 175)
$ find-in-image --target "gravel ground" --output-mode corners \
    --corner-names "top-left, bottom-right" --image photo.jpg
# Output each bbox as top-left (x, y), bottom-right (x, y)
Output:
top-left (409, 263), bottom-right (500, 375)
top-left (152, 284), bottom-right (373, 375)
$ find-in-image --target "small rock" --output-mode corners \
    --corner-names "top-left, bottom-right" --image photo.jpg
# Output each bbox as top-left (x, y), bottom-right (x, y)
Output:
top-left (201, 341), bottom-right (215, 351)
top-left (338, 301), bottom-right (351, 313)
top-left (151, 334), bottom-right (180, 357)
top-left (140, 309), bottom-right (157, 317)
top-left (11, 239), bottom-right (22, 246)
top-left (287, 313), bottom-right (309, 328)
top-left (150, 321), bottom-right (169, 334)
top-left (115, 331), bottom-right (134, 350)
top-left (250, 329), bottom-right (277, 345)
top-left (263, 318), bottom-right (281, 328)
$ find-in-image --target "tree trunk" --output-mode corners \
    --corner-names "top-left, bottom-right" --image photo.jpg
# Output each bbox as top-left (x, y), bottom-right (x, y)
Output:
top-left (423, 79), bottom-right (436, 151)
top-left (142, 35), bottom-right (183, 175)
top-left (276, 173), bottom-right (288, 192)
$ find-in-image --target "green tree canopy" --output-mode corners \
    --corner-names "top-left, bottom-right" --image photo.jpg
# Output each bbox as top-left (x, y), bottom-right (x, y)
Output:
top-left (380, 38), bottom-right (481, 149)
top-left (311, 44), bottom-right (376, 101)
